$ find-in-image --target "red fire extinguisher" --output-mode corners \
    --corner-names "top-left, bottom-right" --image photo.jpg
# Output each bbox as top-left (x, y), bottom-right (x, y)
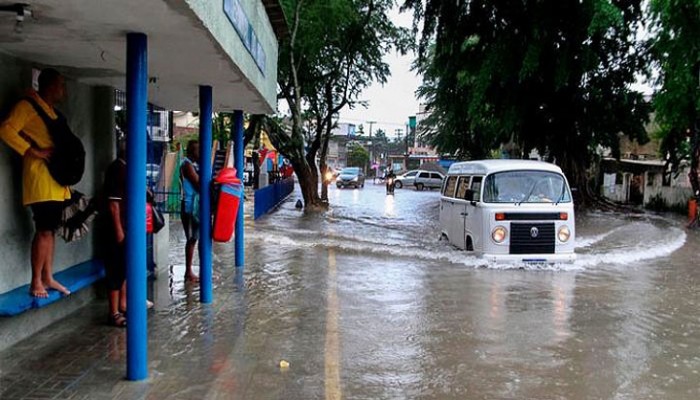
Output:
top-left (213, 168), bottom-right (243, 242)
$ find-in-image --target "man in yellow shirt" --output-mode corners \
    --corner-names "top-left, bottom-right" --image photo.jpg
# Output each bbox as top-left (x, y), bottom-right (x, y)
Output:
top-left (0, 68), bottom-right (72, 298)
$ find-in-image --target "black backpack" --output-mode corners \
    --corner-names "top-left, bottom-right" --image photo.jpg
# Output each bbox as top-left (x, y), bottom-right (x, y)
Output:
top-left (25, 98), bottom-right (85, 186)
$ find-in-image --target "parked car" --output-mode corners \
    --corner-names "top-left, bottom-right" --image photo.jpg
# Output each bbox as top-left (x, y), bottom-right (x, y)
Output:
top-left (394, 170), bottom-right (419, 189)
top-left (336, 167), bottom-right (365, 189)
top-left (414, 170), bottom-right (445, 191)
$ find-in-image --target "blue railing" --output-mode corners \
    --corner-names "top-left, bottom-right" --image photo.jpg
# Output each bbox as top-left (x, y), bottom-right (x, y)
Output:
top-left (254, 178), bottom-right (294, 219)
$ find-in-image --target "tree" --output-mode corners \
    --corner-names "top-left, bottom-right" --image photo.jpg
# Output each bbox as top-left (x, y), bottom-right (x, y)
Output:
top-left (648, 0), bottom-right (700, 205)
top-left (403, 0), bottom-right (650, 205)
top-left (374, 128), bottom-right (387, 142)
top-left (347, 143), bottom-right (370, 168)
top-left (271, 0), bottom-right (410, 208)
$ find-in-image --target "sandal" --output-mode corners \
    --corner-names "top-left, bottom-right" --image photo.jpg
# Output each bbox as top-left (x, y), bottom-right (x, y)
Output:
top-left (108, 312), bottom-right (127, 327)
top-left (119, 300), bottom-right (154, 316)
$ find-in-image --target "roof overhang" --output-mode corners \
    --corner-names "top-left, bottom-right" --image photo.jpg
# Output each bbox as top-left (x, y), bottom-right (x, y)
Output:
top-left (0, 0), bottom-right (280, 113)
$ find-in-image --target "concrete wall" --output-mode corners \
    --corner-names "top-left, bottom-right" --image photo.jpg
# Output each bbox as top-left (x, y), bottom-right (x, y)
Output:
top-left (643, 172), bottom-right (694, 209)
top-left (185, 0), bottom-right (279, 111)
top-left (601, 171), bottom-right (693, 209)
top-left (0, 52), bottom-right (115, 294)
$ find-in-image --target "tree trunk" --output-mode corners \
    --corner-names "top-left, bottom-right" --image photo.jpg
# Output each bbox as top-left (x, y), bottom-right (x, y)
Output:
top-left (292, 157), bottom-right (323, 208)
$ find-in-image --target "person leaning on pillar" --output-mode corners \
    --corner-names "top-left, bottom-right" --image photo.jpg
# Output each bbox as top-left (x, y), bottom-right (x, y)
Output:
top-left (0, 68), bottom-right (72, 298)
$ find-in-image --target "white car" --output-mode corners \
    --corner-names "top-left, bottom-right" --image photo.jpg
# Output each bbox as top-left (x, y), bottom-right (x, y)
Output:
top-left (394, 170), bottom-right (418, 189)
top-left (413, 170), bottom-right (445, 191)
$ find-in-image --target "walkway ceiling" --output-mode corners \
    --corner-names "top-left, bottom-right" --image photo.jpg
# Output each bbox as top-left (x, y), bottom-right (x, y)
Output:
top-left (0, 0), bottom-right (278, 113)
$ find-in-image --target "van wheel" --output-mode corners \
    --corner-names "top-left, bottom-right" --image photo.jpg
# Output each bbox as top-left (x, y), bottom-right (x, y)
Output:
top-left (395, 181), bottom-right (403, 189)
top-left (416, 183), bottom-right (424, 191)
top-left (466, 236), bottom-right (474, 251)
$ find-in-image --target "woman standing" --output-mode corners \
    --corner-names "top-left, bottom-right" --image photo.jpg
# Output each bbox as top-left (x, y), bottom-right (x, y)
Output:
top-left (180, 140), bottom-right (200, 283)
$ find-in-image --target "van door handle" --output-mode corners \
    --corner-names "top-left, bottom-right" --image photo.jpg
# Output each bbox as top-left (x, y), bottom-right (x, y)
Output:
top-left (461, 212), bottom-right (468, 216)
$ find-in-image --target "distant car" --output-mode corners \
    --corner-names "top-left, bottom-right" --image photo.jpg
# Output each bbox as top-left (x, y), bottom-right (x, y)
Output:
top-left (336, 167), bottom-right (365, 189)
top-left (394, 170), bottom-right (419, 189)
top-left (413, 170), bottom-right (445, 191)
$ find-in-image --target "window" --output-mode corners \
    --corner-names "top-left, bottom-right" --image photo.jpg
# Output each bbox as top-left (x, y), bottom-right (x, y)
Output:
top-left (615, 172), bottom-right (623, 185)
top-left (418, 172), bottom-right (429, 178)
top-left (443, 176), bottom-right (458, 197)
top-left (148, 112), bottom-right (161, 127)
top-left (430, 173), bottom-right (443, 180)
top-left (471, 176), bottom-right (483, 197)
top-left (662, 172), bottom-right (671, 187)
top-left (456, 176), bottom-right (471, 199)
top-left (482, 171), bottom-right (568, 203)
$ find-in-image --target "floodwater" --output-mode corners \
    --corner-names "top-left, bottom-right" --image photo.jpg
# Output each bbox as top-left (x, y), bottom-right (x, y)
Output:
top-left (2, 182), bottom-right (698, 399)
top-left (228, 183), bottom-right (699, 399)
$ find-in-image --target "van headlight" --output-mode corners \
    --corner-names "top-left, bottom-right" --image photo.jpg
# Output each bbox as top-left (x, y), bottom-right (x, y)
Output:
top-left (491, 226), bottom-right (507, 243)
top-left (558, 226), bottom-right (571, 242)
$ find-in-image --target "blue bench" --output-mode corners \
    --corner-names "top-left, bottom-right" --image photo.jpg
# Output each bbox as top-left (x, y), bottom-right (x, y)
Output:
top-left (0, 259), bottom-right (105, 317)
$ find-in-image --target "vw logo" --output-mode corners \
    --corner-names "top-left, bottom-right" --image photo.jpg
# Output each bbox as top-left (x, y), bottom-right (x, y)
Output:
top-left (530, 227), bottom-right (539, 238)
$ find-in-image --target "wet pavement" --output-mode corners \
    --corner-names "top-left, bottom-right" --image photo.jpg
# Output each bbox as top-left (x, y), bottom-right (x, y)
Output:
top-left (1, 183), bottom-right (699, 399)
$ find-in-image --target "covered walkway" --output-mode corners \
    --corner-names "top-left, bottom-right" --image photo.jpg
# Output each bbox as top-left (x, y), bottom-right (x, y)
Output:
top-left (0, 0), bottom-right (285, 381)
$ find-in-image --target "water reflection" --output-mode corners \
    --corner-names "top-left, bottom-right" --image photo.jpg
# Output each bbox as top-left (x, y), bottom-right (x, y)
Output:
top-left (384, 194), bottom-right (395, 217)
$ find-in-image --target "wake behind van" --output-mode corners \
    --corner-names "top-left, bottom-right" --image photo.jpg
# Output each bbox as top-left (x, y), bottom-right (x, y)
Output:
top-left (440, 160), bottom-right (576, 263)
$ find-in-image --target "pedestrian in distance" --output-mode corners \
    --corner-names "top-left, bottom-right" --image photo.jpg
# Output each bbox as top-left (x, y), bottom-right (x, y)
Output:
top-left (180, 140), bottom-right (200, 283)
top-left (0, 68), bottom-right (73, 298)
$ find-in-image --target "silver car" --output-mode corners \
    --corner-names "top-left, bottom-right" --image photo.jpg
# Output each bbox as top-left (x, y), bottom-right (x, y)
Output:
top-left (414, 170), bottom-right (445, 191)
top-left (336, 167), bottom-right (365, 189)
top-left (394, 170), bottom-right (418, 189)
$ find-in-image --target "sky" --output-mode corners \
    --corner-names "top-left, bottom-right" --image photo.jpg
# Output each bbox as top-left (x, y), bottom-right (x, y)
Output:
top-left (336, 7), bottom-right (422, 140)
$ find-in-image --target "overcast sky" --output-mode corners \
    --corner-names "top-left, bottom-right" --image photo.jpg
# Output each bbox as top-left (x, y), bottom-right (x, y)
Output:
top-left (337, 7), bottom-right (421, 139)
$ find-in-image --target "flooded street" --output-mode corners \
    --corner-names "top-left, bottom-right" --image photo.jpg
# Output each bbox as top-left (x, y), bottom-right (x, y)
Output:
top-left (2, 182), bottom-right (698, 400)
top-left (226, 183), bottom-right (700, 399)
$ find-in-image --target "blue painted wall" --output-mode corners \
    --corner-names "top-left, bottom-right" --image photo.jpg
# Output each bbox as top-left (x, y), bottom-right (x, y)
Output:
top-left (254, 178), bottom-right (294, 219)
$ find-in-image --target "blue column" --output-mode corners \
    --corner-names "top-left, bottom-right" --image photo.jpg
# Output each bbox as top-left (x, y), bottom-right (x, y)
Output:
top-left (125, 32), bottom-right (148, 381)
top-left (199, 86), bottom-right (213, 303)
top-left (232, 110), bottom-right (245, 267)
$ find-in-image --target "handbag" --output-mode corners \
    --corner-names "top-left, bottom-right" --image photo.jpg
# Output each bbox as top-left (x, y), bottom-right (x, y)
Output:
top-left (146, 202), bottom-right (165, 234)
top-left (151, 203), bottom-right (165, 233)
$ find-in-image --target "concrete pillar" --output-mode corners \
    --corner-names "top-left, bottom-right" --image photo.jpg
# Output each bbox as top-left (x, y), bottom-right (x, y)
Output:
top-left (125, 32), bottom-right (148, 381)
top-left (199, 86), bottom-right (213, 303)
top-left (233, 110), bottom-right (245, 267)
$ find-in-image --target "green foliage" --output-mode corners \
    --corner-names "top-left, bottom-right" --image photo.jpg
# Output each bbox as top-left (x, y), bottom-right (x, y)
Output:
top-left (647, 0), bottom-right (700, 190)
top-left (273, 0), bottom-right (411, 205)
top-left (347, 143), bottom-right (369, 168)
top-left (403, 0), bottom-right (650, 188)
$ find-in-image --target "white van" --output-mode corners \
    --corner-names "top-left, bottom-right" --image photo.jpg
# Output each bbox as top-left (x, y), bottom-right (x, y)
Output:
top-left (440, 160), bottom-right (576, 263)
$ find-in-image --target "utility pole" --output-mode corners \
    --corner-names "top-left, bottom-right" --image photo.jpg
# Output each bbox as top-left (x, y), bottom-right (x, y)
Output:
top-left (367, 121), bottom-right (376, 174)
top-left (395, 128), bottom-right (403, 171)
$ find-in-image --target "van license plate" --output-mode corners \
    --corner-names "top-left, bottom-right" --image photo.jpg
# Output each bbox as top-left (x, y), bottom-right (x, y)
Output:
top-left (522, 259), bottom-right (547, 264)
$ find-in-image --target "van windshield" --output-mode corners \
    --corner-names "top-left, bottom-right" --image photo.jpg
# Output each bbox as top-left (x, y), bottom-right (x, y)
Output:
top-left (483, 171), bottom-right (571, 203)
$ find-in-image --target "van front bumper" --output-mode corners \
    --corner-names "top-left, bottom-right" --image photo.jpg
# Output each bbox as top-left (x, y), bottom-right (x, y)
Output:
top-left (482, 253), bottom-right (576, 264)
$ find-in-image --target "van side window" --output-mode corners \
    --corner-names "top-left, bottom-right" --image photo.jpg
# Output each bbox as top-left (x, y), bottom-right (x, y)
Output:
top-left (418, 172), bottom-right (429, 178)
top-left (471, 176), bottom-right (483, 196)
top-left (430, 173), bottom-right (442, 180)
top-left (443, 176), bottom-right (458, 197)
top-left (456, 176), bottom-right (471, 199)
